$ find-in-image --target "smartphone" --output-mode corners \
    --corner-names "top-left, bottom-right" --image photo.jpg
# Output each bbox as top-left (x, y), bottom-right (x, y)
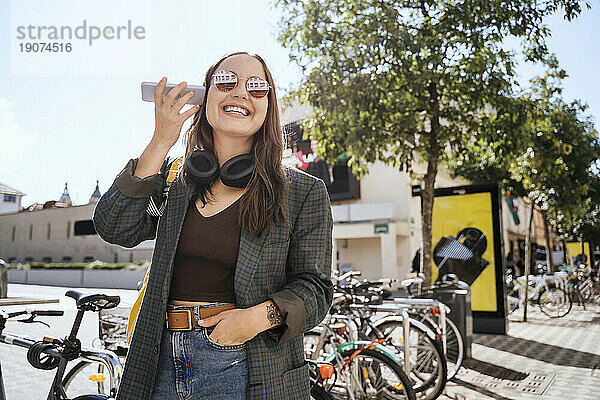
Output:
top-left (141, 81), bottom-right (206, 105)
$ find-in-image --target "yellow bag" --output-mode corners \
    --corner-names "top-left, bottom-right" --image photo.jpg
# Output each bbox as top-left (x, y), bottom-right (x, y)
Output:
top-left (126, 156), bottom-right (184, 345)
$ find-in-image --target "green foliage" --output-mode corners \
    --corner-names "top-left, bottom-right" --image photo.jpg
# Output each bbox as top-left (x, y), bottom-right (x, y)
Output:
top-left (275, 0), bottom-right (591, 279)
top-left (449, 61), bottom-right (600, 240)
top-left (276, 0), bottom-right (589, 177)
top-left (556, 175), bottom-right (600, 241)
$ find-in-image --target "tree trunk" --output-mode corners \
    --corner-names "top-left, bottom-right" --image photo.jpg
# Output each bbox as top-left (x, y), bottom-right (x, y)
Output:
top-left (523, 201), bottom-right (535, 322)
top-left (421, 83), bottom-right (441, 285)
top-left (542, 210), bottom-right (555, 274)
top-left (421, 152), bottom-right (439, 285)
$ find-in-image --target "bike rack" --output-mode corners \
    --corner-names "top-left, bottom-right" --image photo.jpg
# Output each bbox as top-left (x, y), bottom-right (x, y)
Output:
top-left (388, 298), bottom-right (449, 354)
top-left (78, 347), bottom-right (123, 396)
top-left (349, 304), bottom-right (412, 374)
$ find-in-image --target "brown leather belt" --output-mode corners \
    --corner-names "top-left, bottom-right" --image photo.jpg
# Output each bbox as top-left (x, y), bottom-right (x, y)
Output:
top-left (165, 304), bottom-right (237, 331)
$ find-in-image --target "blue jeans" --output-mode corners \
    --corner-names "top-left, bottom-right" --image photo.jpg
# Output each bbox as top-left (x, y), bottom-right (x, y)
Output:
top-left (149, 302), bottom-right (248, 400)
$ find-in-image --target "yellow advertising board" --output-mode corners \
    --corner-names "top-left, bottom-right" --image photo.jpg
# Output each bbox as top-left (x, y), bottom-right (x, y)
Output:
top-left (432, 192), bottom-right (497, 312)
top-left (566, 241), bottom-right (592, 266)
top-left (431, 183), bottom-right (507, 334)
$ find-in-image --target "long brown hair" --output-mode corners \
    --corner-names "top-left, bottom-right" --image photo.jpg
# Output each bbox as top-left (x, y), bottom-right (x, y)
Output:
top-left (178, 51), bottom-right (288, 237)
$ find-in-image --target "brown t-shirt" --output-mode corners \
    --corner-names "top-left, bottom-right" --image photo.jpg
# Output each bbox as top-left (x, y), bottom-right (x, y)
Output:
top-left (168, 197), bottom-right (241, 303)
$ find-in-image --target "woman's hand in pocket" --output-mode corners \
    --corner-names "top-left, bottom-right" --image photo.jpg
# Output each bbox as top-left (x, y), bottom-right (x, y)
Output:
top-left (198, 309), bottom-right (259, 346)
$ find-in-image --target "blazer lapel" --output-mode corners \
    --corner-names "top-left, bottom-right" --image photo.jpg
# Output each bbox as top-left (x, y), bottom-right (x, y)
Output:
top-left (154, 178), bottom-right (194, 295)
top-left (234, 227), bottom-right (268, 307)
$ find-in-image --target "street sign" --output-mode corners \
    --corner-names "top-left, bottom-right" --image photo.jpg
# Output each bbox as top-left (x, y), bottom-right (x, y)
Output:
top-left (411, 185), bottom-right (422, 197)
top-left (374, 223), bottom-right (389, 234)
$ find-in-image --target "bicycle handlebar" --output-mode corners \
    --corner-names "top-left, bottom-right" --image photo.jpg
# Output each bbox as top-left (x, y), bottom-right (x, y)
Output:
top-left (333, 270), bottom-right (362, 282)
top-left (31, 310), bottom-right (64, 317)
top-left (1, 309), bottom-right (64, 320)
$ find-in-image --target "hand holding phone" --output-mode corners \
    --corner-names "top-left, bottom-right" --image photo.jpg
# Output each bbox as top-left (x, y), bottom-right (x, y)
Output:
top-left (148, 78), bottom-right (203, 148)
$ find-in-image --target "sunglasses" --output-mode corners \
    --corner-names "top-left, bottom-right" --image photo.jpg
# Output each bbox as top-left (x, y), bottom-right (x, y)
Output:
top-left (212, 69), bottom-right (271, 99)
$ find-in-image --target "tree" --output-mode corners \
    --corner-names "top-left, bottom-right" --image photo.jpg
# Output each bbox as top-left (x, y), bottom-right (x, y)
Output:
top-left (276, 0), bottom-right (590, 283)
top-left (449, 62), bottom-right (600, 319)
top-left (556, 174), bottom-right (600, 251)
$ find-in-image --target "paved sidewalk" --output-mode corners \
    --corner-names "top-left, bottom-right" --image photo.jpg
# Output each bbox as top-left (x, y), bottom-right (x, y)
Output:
top-left (2, 284), bottom-right (599, 399)
top-left (443, 303), bottom-right (600, 400)
top-left (0, 284), bottom-right (137, 400)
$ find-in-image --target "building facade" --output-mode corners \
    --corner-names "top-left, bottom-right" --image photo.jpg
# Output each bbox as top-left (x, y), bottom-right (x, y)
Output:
top-left (0, 203), bottom-right (154, 264)
top-left (0, 182), bottom-right (24, 215)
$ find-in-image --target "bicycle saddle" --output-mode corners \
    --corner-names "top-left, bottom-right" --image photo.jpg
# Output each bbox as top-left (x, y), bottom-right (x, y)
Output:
top-left (65, 290), bottom-right (121, 312)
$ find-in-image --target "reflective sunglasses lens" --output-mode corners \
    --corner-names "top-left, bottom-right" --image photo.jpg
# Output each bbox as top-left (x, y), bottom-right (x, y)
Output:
top-left (213, 70), bottom-right (237, 92)
top-left (246, 77), bottom-right (269, 98)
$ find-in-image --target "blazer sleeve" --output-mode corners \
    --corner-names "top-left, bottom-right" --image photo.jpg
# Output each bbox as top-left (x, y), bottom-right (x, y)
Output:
top-left (265, 178), bottom-right (334, 345)
top-left (92, 157), bottom-right (170, 248)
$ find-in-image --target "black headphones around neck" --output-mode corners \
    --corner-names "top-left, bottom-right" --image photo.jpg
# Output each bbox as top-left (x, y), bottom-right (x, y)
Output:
top-left (183, 149), bottom-right (255, 189)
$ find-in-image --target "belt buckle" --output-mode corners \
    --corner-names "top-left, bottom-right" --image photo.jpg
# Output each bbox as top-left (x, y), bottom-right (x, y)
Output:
top-left (166, 309), bottom-right (192, 331)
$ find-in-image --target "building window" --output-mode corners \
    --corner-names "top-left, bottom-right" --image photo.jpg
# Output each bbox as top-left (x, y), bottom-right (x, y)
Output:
top-left (113, 253), bottom-right (118, 263)
top-left (74, 220), bottom-right (97, 236)
top-left (24, 257), bottom-right (33, 263)
top-left (42, 256), bottom-right (52, 263)
top-left (47, 223), bottom-right (51, 240)
top-left (83, 256), bottom-right (94, 263)
top-left (12, 225), bottom-right (15, 241)
top-left (29, 224), bottom-right (33, 240)
top-left (66, 221), bottom-right (71, 239)
top-left (7, 257), bottom-right (16, 263)
top-left (287, 130), bottom-right (360, 201)
top-left (62, 256), bottom-right (73, 263)
top-left (4, 194), bottom-right (16, 202)
top-left (129, 253), bottom-right (134, 263)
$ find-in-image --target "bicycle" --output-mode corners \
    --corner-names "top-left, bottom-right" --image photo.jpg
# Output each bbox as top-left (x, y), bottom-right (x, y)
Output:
top-left (333, 275), bottom-right (447, 399)
top-left (305, 271), bottom-right (430, 399)
top-left (308, 360), bottom-right (336, 400)
top-left (506, 272), bottom-right (572, 318)
top-left (304, 307), bottom-right (417, 400)
top-left (0, 289), bottom-right (123, 400)
top-left (562, 264), bottom-right (600, 309)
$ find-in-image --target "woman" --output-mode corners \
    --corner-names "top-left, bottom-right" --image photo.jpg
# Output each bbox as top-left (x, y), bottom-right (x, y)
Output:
top-left (92, 51), bottom-right (334, 399)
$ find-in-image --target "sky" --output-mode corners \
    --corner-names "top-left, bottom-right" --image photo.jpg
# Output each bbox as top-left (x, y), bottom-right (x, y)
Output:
top-left (0, 0), bottom-right (599, 207)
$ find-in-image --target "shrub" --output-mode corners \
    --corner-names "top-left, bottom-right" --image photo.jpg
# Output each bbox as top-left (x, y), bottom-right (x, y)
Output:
top-left (21, 262), bottom-right (145, 270)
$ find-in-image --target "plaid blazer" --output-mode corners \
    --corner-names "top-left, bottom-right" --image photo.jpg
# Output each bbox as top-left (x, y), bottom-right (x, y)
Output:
top-left (92, 157), bottom-right (334, 400)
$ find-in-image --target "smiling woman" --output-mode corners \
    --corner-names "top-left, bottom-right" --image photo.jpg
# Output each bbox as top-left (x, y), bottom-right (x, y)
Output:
top-left (93, 51), bottom-right (334, 400)
top-left (203, 55), bottom-right (271, 153)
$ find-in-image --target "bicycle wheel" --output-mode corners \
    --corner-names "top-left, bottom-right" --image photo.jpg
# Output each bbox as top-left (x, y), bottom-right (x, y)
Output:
top-left (444, 319), bottom-right (464, 380)
top-left (62, 360), bottom-right (112, 397)
top-left (311, 381), bottom-right (336, 400)
top-left (369, 321), bottom-right (447, 400)
top-left (405, 313), bottom-right (464, 381)
top-left (325, 347), bottom-right (416, 400)
top-left (538, 286), bottom-right (572, 318)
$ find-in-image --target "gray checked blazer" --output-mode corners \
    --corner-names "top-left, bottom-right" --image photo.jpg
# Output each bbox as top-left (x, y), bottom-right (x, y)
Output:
top-left (92, 157), bottom-right (334, 400)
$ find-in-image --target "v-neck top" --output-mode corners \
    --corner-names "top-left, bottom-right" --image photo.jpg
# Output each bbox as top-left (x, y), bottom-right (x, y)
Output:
top-left (168, 197), bottom-right (241, 303)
